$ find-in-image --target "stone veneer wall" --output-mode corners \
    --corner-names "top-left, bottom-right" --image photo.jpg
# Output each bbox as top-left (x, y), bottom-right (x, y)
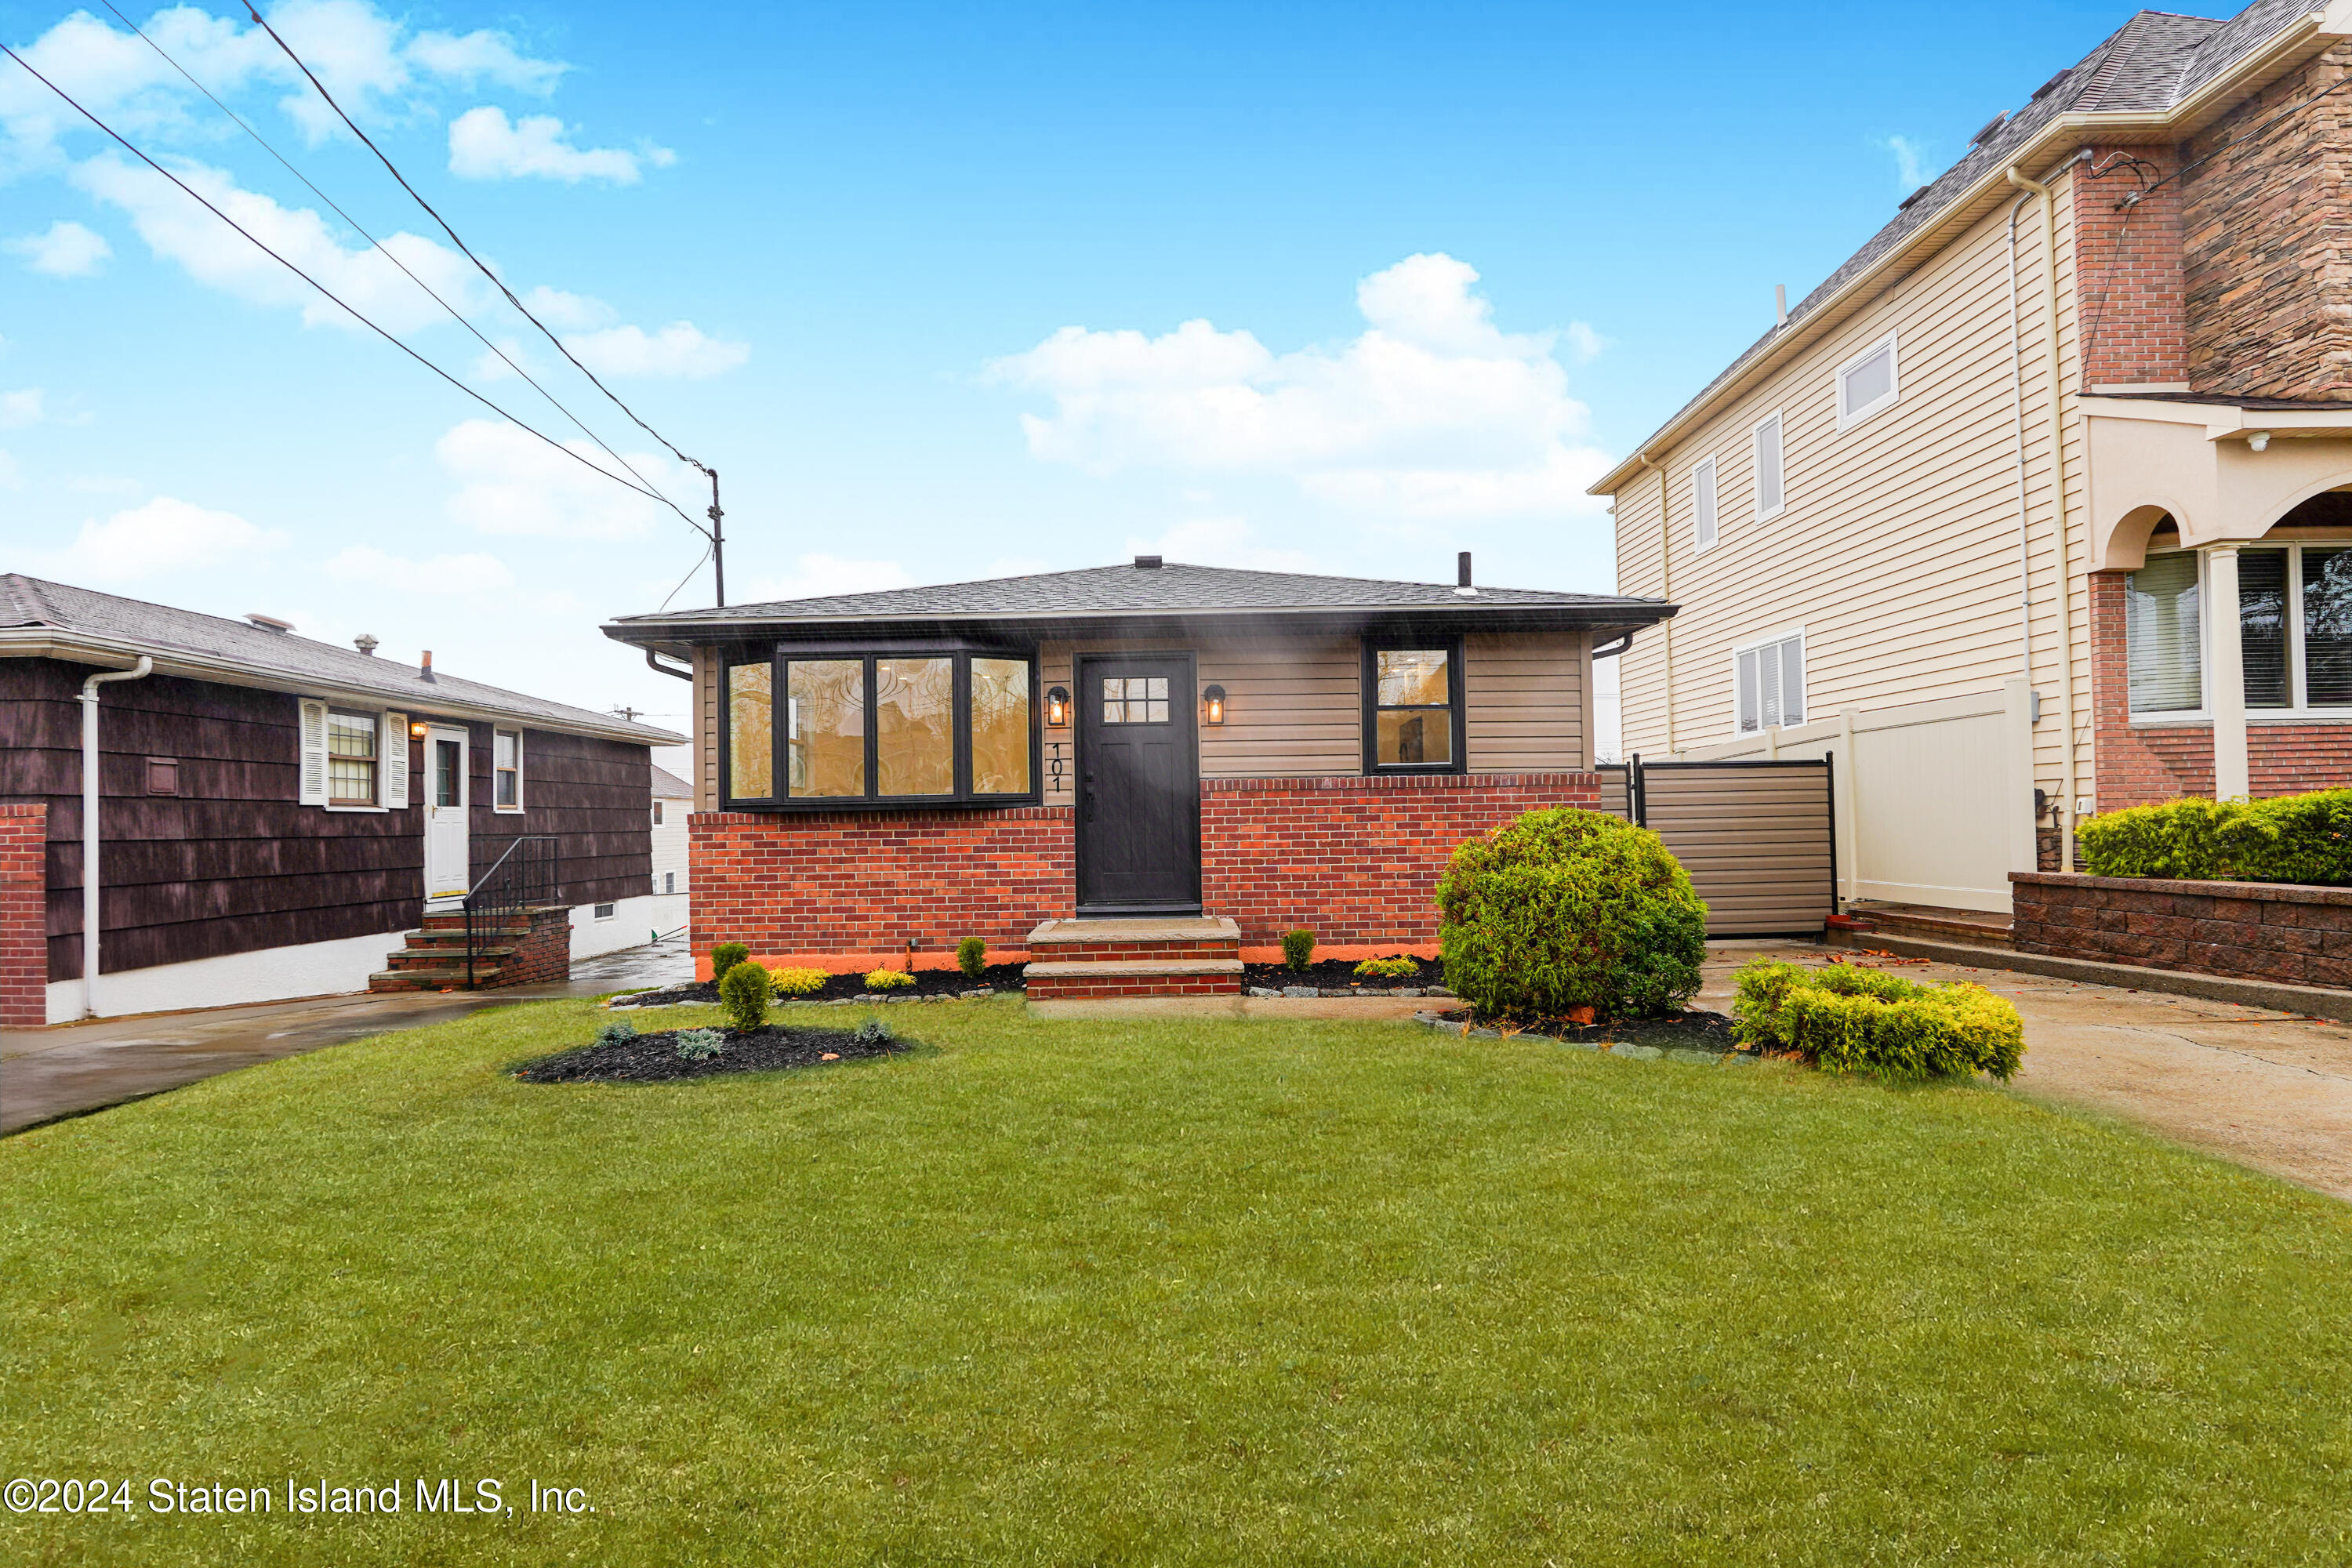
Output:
top-left (2012, 871), bottom-right (2352, 988)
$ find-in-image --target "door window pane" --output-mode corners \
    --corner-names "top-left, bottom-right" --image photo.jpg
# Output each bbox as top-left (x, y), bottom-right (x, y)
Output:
top-left (2304, 547), bottom-right (2352, 706)
top-left (2240, 549), bottom-right (2291, 708)
top-left (728, 663), bottom-right (774, 799)
top-left (876, 657), bottom-right (953, 796)
top-left (971, 658), bottom-right (1031, 793)
top-left (1102, 675), bottom-right (1171, 724)
top-left (787, 660), bottom-right (865, 797)
top-left (1377, 710), bottom-right (1451, 765)
top-left (2126, 554), bottom-right (2201, 713)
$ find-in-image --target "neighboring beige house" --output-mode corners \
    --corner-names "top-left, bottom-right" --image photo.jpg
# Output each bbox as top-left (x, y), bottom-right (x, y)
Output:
top-left (650, 763), bottom-right (691, 931)
top-left (1594, 0), bottom-right (2352, 875)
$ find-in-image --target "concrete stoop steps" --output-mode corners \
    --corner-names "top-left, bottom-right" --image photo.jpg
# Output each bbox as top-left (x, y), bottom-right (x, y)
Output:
top-left (1835, 902), bottom-right (2015, 949)
top-left (367, 912), bottom-right (529, 993)
top-left (1022, 916), bottom-right (1244, 1000)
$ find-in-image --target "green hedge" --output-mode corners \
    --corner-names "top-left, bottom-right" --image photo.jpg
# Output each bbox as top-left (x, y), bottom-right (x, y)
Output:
top-left (1731, 959), bottom-right (2024, 1081)
top-left (2077, 789), bottom-right (2352, 886)
top-left (1435, 808), bottom-right (1707, 1022)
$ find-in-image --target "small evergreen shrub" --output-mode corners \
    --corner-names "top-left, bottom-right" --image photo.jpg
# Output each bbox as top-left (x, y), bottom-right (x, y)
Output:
top-left (674, 1028), bottom-right (726, 1062)
top-left (1281, 930), bottom-right (1316, 971)
top-left (771, 967), bottom-right (827, 997)
top-left (1730, 959), bottom-right (2024, 1080)
top-left (594, 1018), bottom-right (638, 1047)
top-left (1352, 955), bottom-right (1419, 980)
top-left (852, 1018), bottom-right (894, 1047)
top-left (717, 960), bottom-right (772, 1032)
top-left (1435, 808), bottom-right (1707, 1022)
top-left (2078, 789), bottom-right (2352, 886)
top-left (709, 942), bottom-right (750, 985)
top-left (863, 968), bottom-right (916, 991)
top-left (957, 936), bottom-right (988, 979)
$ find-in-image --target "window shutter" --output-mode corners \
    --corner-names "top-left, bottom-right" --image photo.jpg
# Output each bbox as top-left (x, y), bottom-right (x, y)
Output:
top-left (1693, 458), bottom-right (1719, 550)
top-left (381, 712), bottom-right (408, 808)
top-left (298, 699), bottom-right (328, 805)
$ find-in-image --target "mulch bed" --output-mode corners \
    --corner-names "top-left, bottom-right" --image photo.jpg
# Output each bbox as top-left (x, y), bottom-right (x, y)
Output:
top-left (515, 1024), bottom-right (909, 1083)
top-left (1426, 1007), bottom-right (1741, 1053)
top-left (1243, 956), bottom-right (1448, 993)
top-left (612, 963), bottom-right (1029, 1008)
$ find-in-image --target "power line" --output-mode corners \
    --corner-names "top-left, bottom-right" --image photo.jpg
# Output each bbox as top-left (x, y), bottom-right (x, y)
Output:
top-left (0, 40), bottom-right (685, 513)
top-left (94, 0), bottom-right (708, 546)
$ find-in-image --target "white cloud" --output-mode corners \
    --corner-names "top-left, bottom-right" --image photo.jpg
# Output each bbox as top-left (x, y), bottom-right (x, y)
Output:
top-left (448, 107), bottom-right (669, 185)
top-left (517, 285), bottom-right (613, 331)
top-left (562, 321), bottom-right (748, 379)
top-left (39, 496), bottom-right (286, 583)
top-left (325, 544), bottom-right (514, 593)
top-left (739, 554), bottom-right (913, 604)
top-left (1563, 321), bottom-right (1606, 363)
top-left (403, 27), bottom-right (568, 94)
top-left (1124, 516), bottom-right (1314, 573)
top-left (0, 390), bottom-right (43, 429)
top-left (1881, 134), bottom-right (1932, 191)
top-left (436, 418), bottom-right (687, 540)
top-left (5, 220), bottom-right (111, 277)
top-left (991, 252), bottom-right (1613, 520)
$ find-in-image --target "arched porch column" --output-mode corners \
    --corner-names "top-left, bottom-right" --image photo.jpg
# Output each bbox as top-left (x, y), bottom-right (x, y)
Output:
top-left (2204, 545), bottom-right (2249, 800)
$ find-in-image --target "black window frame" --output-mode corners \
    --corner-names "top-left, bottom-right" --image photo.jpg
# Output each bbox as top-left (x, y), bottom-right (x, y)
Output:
top-left (719, 640), bottom-right (1043, 811)
top-left (1361, 636), bottom-right (1467, 775)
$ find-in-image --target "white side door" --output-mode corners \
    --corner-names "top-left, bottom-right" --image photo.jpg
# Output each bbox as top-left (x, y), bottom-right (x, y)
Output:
top-left (423, 725), bottom-right (470, 905)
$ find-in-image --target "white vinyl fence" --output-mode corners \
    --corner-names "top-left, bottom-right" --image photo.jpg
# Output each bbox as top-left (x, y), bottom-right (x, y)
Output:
top-left (1674, 679), bottom-right (2038, 915)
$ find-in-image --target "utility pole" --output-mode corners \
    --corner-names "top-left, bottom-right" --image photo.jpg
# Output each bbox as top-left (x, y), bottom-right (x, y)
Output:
top-left (612, 705), bottom-right (644, 722)
top-left (706, 469), bottom-right (726, 608)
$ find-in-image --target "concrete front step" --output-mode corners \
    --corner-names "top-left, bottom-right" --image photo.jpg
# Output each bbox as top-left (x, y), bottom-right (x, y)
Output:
top-left (1026, 916), bottom-right (1242, 963)
top-left (1025, 956), bottom-right (1245, 1000)
top-left (1842, 902), bottom-right (2014, 949)
top-left (368, 966), bottom-right (505, 992)
top-left (385, 943), bottom-right (516, 969)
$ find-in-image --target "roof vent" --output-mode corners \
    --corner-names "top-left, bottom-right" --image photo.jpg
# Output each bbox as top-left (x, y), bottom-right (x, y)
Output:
top-left (2030, 68), bottom-right (2067, 101)
top-left (353, 633), bottom-right (379, 656)
top-left (1455, 550), bottom-right (1478, 597)
top-left (1969, 111), bottom-right (2009, 147)
top-left (245, 613), bottom-right (294, 633)
top-left (1898, 183), bottom-right (1933, 210)
top-left (1133, 554), bottom-right (1163, 569)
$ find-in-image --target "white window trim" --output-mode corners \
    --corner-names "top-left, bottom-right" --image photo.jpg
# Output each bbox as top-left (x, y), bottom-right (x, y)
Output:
top-left (1691, 455), bottom-right (1720, 554)
top-left (1834, 332), bottom-right (1900, 431)
top-left (1728, 626), bottom-right (1808, 739)
top-left (492, 725), bottom-right (525, 815)
top-left (593, 902), bottom-right (618, 921)
top-left (321, 705), bottom-right (392, 814)
top-left (1751, 411), bottom-right (1786, 523)
top-left (2128, 543), bottom-right (2352, 725)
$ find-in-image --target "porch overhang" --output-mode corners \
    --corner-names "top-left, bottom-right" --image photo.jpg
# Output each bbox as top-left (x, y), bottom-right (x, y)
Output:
top-left (2084, 395), bottom-right (2352, 570)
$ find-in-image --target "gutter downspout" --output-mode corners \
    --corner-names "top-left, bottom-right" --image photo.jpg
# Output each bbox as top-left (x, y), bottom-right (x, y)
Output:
top-left (79, 656), bottom-right (153, 1018)
top-left (2008, 160), bottom-right (2082, 870)
top-left (1637, 451), bottom-right (1675, 753)
top-left (2005, 191), bottom-right (2038, 689)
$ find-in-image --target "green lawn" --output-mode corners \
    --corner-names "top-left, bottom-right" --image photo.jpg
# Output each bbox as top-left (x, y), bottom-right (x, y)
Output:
top-left (5, 997), bottom-right (2352, 1565)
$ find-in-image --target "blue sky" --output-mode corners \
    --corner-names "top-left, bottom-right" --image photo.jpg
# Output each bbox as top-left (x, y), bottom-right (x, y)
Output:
top-left (0, 0), bottom-right (2149, 750)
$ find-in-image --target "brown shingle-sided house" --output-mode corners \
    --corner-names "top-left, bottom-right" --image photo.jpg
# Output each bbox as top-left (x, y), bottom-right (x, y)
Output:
top-left (0, 575), bottom-right (683, 1025)
top-left (603, 557), bottom-right (1671, 985)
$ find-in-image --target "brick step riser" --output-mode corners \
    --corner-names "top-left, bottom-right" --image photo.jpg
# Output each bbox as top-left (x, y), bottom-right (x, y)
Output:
top-left (367, 971), bottom-right (504, 993)
top-left (1028, 978), bottom-right (1242, 1000)
top-left (1038, 942), bottom-right (1242, 962)
top-left (385, 949), bottom-right (514, 970)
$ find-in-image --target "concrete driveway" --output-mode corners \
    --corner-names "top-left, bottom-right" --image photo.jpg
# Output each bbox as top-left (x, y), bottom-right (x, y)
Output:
top-left (1705, 943), bottom-right (2352, 1203)
top-left (0, 935), bottom-right (689, 1135)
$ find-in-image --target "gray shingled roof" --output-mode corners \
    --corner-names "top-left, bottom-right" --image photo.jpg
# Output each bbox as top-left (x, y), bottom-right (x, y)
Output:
top-left (608, 560), bottom-right (1669, 632)
top-left (2, 574), bottom-right (681, 745)
top-left (649, 764), bottom-right (695, 797)
top-left (1620, 1), bottom-right (2318, 468)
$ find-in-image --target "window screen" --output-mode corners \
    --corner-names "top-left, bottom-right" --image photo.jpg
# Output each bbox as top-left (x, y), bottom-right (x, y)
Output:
top-left (1692, 456), bottom-right (1719, 550)
top-left (1840, 340), bottom-right (1896, 422)
top-left (1735, 635), bottom-right (1806, 733)
top-left (2126, 554), bottom-right (2201, 713)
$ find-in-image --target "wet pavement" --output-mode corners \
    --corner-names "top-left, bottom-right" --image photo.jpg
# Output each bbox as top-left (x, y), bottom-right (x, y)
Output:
top-left (0, 934), bottom-right (691, 1135)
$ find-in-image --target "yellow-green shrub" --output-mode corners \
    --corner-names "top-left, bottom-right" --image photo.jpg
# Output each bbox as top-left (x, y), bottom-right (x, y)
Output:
top-left (1731, 959), bottom-right (2023, 1080)
top-left (770, 967), bottom-right (827, 997)
top-left (708, 942), bottom-right (750, 984)
top-left (1352, 955), bottom-right (1419, 980)
top-left (863, 968), bottom-right (916, 991)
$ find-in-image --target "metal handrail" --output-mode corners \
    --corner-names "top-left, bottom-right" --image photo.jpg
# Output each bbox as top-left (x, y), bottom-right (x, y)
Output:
top-left (462, 836), bottom-right (561, 986)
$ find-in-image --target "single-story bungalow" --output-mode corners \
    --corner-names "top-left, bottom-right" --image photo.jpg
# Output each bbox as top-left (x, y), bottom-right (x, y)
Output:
top-left (0, 575), bottom-right (683, 1024)
top-left (604, 555), bottom-right (1672, 986)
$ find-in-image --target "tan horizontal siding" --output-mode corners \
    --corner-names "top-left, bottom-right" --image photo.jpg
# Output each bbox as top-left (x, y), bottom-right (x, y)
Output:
top-left (1465, 630), bottom-right (1587, 771)
top-left (693, 645), bottom-right (719, 813)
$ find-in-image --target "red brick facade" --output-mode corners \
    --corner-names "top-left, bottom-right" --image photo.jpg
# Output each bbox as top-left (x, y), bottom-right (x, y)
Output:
top-left (2089, 570), bottom-right (2352, 810)
top-left (690, 773), bottom-right (1602, 967)
top-left (0, 803), bottom-right (47, 1028)
top-left (2072, 146), bottom-right (2187, 387)
top-left (503, 906), bottom-right (574, 988)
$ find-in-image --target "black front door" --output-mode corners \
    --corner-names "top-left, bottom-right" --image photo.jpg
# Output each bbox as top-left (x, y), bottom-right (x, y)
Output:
top-left (1076, 654), bottom-right (1200, 913)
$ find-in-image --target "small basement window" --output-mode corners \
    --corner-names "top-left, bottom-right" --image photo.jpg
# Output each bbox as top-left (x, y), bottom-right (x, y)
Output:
top-left (593, 902), bottom-right (617, 920)
top-left (1735, 631), bottom-right (1806, 734)
top-left (1836, 333), bottom-right (1900, 430)
top-left (492, 728), bottom-right (522, 811)
top-left (1363, 640), bottom-right (1464, 773)
top-left (723, 647), bottom-right (1040, 810)
top-left (327, 710), bottom-right (379, 806)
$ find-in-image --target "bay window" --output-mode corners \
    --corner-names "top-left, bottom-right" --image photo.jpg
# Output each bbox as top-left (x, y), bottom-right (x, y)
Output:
top-left (723, 646), bottom-right (1039, 808)
top-left (2129, 546), bottom-right (2352, 717)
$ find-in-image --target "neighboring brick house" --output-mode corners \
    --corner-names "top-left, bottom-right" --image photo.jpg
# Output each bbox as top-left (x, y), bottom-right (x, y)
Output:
top-left (603, 557), bottom-right (1669, 969)
top-left (0, 575), bottom-right (681, 1024)
top-left (1591, 0), bottom-right (2352, 872)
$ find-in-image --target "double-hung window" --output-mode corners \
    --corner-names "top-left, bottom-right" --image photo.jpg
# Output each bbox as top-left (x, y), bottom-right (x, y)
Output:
top-left (296, 701), bottom-right (408, 810)
top-left (1836, 332), bottom-right (1900, 429)
top-left (327, 710), bottom-right (379, 805)
top-left (2129, 545), bottom-right (2352, 717)
top-left (492, 728), bottom-right (523, 811)
top-left (723, 646), bottom-right (1038, 808)
top-left (1363, 640), bottom-right (1464, 772)
top-left (1734, 631), bottom-right (1806, 734)
top-left (1752, 412), bottom-right (1785, 521)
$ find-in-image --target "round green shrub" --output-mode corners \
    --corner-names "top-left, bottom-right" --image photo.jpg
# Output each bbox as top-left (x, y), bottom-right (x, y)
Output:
top-left (957, 936), bottom-right (988, 979)
top-left (709, 942), bottom-right (750, 985)
top-left (717, 960), bottom-right (772, 1033)
top-left (1435, 807), bottom-right (1708, 1022)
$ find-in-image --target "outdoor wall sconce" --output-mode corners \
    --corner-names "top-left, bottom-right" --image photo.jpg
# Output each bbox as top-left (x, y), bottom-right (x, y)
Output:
top-left (1047, 685), bottom-right (1070, 728)
top-left (409, 720), bottom-right (429, 739)
top-left (1202, 684), bottom-right (1227, 725)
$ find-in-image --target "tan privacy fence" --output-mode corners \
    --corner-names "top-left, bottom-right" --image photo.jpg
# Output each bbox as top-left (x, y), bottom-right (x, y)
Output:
top-left (1598, 758), bottom-right (1837, 937)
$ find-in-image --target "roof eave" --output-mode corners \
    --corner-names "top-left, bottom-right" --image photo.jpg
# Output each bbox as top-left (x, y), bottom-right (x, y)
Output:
top-left (1588, 3), bottom-right (2350, 498)
top-left (0, 629), bottom-right (684, 747)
